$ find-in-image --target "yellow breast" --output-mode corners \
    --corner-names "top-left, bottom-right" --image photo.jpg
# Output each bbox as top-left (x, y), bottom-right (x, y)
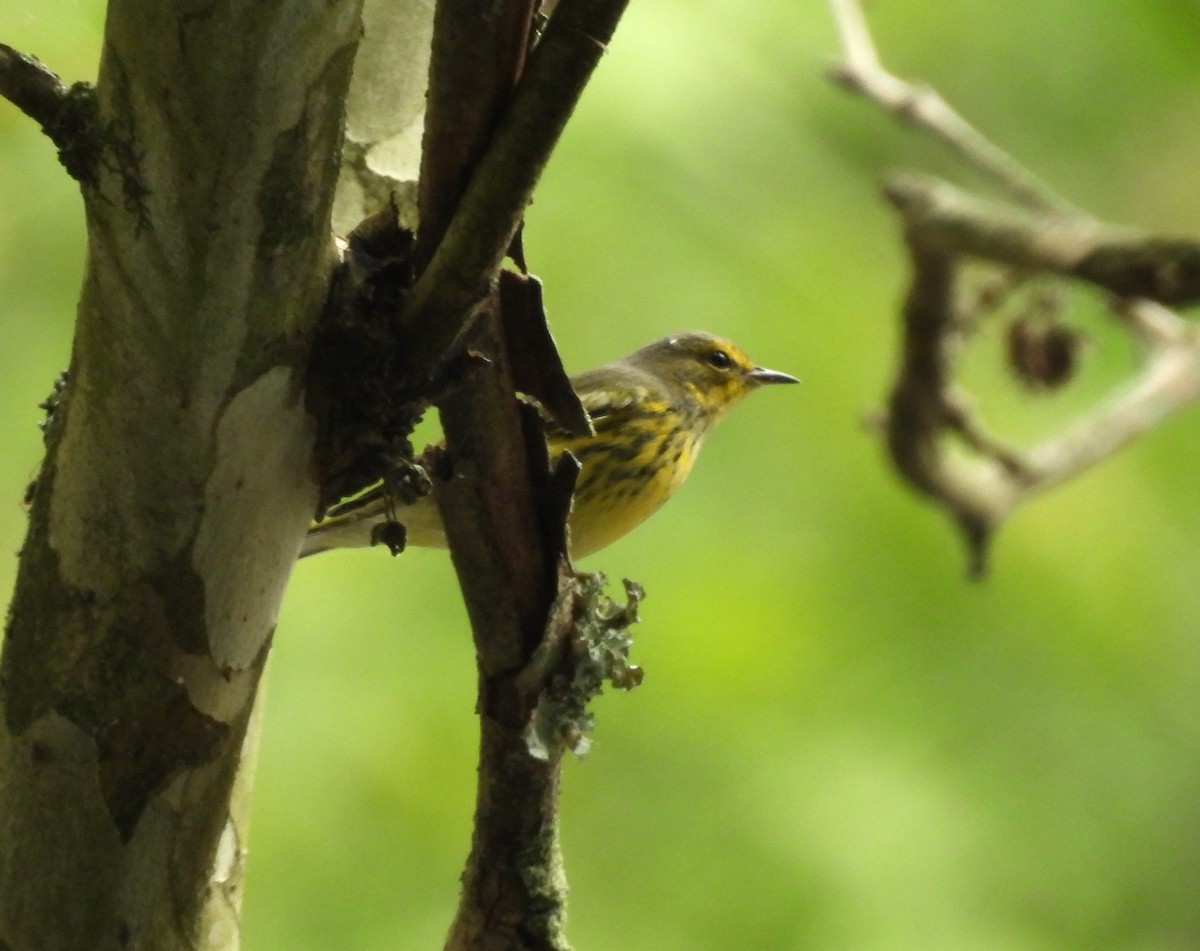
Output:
top-left (557, 420), bottom-right (701, 559)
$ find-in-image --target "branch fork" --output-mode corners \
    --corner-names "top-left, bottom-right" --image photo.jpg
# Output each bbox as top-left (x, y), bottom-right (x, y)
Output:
top-left (828, 0), bottom-right (1200, 573)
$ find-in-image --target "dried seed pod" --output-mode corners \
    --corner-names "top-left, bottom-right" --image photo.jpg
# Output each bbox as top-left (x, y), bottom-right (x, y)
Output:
top-left (1007, 316), bottom-right (1086, 390)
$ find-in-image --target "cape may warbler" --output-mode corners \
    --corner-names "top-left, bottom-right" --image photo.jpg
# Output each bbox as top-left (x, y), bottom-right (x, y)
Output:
top-left (301, 332), bottom-right (797, 559)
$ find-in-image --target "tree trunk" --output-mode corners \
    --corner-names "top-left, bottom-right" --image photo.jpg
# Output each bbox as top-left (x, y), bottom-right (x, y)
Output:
top-left (0, 0), bottom-right (363, 946)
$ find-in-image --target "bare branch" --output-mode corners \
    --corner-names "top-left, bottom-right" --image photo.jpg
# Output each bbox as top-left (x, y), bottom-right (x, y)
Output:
top-left (1118, 296), bottom-right (1192, 349)
top-left (0, 43), bottom-right (68, 128)
top-left (0, 42), bottom-right (99, 183)
top-left (887, 231), bottom-right (1200, 574)
top-left (827, 0), bottom-right (1078, 215)
top-left (887, 174), bottom-right (1200, 308)
top-left (1022, 321), bottom-right (1200, 489)
top-left (408, 1), bottom-right (630, 948)
top-left (398, 0), bottom-right (632, 375)
top-left (828, 0), bottom-right (1200, 573)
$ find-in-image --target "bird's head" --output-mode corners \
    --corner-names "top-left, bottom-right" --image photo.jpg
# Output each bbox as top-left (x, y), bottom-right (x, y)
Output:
top-left (627, 332), bottom-right (798, 423)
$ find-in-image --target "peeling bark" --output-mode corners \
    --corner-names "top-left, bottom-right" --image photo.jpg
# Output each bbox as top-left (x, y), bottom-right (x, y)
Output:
top-left (0, 0), bottom-right (362, 946)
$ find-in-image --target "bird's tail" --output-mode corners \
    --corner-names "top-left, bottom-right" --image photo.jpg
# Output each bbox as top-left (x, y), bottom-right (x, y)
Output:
top-left (300, 491), bottom-right (447, 558)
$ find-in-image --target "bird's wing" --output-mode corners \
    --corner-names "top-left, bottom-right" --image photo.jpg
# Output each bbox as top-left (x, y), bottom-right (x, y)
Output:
top-left (541, 365), bottom-right (652, 441)
top-left (310, 366), bottom-right (653, 531)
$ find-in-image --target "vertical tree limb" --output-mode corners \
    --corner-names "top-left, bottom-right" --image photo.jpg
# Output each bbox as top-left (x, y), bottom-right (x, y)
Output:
top-left (398, 0), bottom-right (632, 377)
top-left (0, 1), bottom-right (362, 947)
top-left (419, 1), bottom-right (566, 946)
top-left (412, 1), bottom-right (629, 947)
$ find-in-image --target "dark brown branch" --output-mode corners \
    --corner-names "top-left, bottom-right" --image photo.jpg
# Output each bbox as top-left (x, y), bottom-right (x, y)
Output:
top-left (885, 241), bottom-right (1008, 574)
top-left (0, 43), bottom-right (68, 128)
top-left (0, 42), bottom-right (98, 183)
top-left (416, 0), bottom-right (556, 676)
top-left (887, 174), bottom-right (1200, 308)
top-left (399, 0), bottom-right (632, 375)
top-left (411, 1), bottom-right (631, 949)
top-left (415, 0), bottom-right (537, 269)
top-left (418, 0), bottom-right (549, 684)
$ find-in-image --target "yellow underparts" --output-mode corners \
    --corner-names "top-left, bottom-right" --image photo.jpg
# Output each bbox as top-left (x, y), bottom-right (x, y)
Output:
top-left (558, 414), bottom-right (702, 559)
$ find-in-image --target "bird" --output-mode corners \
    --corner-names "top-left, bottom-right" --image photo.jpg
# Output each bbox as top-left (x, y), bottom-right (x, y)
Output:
top-left (300, 332), bottom-right (797, 559)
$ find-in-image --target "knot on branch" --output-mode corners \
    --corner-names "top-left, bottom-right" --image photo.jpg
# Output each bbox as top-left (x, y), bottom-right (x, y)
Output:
top-left (0, 44), bottom-right (101, 184)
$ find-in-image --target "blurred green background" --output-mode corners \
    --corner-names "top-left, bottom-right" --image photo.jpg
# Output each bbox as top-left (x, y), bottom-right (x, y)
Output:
top-left (5, 2), bottom-right (1200, 949)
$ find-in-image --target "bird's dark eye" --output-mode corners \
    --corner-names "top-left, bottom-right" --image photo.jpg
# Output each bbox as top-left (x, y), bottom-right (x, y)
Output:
top-left (706, 349), bottom-right (732, 370)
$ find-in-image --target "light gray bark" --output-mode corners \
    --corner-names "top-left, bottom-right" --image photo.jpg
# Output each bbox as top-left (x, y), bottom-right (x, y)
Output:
top-left (0, 0), bottom-right (433, 946)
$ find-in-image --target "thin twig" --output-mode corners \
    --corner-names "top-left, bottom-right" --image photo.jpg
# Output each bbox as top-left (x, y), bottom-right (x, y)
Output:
top-left (827, 0), bottom-right (1080, 216)
top-left (0, 42), bottom-right (98, 183)
top-left (887, 203), bottom-right (1200, 572)
top-left (1023, 331), bottom-right (1200, 490)
top-left (1116, 297), bottom-right (1191, 349)
top-left (0, 42), bottom-right (68, 129)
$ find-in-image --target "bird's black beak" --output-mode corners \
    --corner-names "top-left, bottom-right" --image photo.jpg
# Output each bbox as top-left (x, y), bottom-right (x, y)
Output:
top-left (745, 366), bottom-right (800, 386)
